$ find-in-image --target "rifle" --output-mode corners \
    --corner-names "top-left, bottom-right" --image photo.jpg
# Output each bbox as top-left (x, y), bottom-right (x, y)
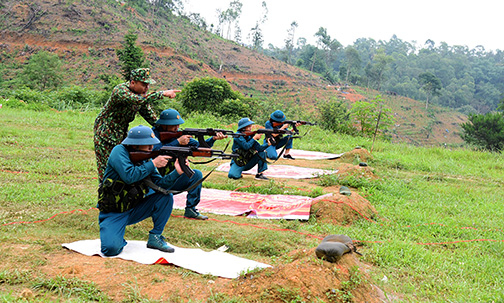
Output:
top-left (271, 120), bottom-right (316, 135)
top-left (129, 146), bottom-right (239, 178)
top-left (158, 128), bottom-right (239, 148)
top-left (239, 128), bottom-right (295, 146)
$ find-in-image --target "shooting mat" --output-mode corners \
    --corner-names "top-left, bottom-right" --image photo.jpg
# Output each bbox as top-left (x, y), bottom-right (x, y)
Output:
top-left (288, 149), bottom-right (344, 160)
top-left (174, 188), bottom-right (333, 220)
top-left (62, 239), bottom-right (271, 279)
top-left (215, 163), bottom-right (337, 179)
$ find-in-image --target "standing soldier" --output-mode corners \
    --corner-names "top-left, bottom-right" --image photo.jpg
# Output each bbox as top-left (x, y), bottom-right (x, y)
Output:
top-left (93, 68), bottom-right (180, 182)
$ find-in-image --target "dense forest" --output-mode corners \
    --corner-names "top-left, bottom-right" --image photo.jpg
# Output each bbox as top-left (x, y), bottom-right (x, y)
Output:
top-left (187, 1), bottom-right (504, 115)
top-left (266, 36), bottom-right (504, 115)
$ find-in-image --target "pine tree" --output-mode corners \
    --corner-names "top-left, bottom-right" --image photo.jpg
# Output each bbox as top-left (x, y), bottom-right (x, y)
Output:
top-left (116, 32), bottom-right (146, 81)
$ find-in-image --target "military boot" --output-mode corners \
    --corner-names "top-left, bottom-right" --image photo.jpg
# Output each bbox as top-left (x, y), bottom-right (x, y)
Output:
top-left (184, 208), bottom-right (208, 220)
top-left (147, 234), bottom-right (175, 253)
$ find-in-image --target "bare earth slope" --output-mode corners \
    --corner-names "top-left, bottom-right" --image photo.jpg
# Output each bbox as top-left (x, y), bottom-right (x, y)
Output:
top-left (0, 0), bottom-right (465, 147)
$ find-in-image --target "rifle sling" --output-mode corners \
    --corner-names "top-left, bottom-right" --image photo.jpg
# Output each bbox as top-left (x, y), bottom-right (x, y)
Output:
top-left (143, 168), bottom-right (215, 196)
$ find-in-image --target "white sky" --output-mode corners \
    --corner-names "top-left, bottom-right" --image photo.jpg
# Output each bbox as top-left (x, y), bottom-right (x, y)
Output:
top-left (183, 0), bottom-right (503, 52)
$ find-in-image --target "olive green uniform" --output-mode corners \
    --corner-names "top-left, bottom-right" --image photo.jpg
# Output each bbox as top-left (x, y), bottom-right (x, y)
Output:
top-left (93, 82), bottom-right (164, 182)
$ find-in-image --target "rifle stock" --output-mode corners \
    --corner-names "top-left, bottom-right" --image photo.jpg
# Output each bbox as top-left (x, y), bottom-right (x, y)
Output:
top-left (129, 146), bottom-right (238, 178)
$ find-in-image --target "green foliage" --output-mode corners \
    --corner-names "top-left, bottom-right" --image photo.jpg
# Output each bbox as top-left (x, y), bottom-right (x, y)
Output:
top-left (216, 98), bottom-right (253, 120)
top-left (177, 77), bottom-right (242, 114)
top-left (99, 73), bottom-right (123, 93)
top-left (316, 98), bottom-right (355, 134)
top-left (461, 112), bottom-right (504, 152)
top-left (2, 86), bottom-right (107, 111)
top-left (116, 32), bottom-right (147, 81)
top-left (350, 95), bottom-right (395, 136)
top-left (419, 72), bottom-right (442, 109)
top-left (20, 51), bottom-right (63, 90)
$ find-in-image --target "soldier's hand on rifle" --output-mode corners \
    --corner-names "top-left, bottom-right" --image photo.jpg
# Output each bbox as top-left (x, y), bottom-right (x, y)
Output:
top-left (152, 155), bottom-right (171, 168)
top-left (266, 137), bottom-right (273, 146)
top-left (177, 135), bottom-right (192, 146)
top-left (162, 89), bottom-right (181, 98)
top-left (173, 158), bottom-right (187, 175)
top-left (213, 132), bottom-right (227, 140)
top-left (253, 133), bottom-right (262, 140)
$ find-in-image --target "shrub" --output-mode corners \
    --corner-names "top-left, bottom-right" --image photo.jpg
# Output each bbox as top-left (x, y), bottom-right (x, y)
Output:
top-left (178, 77), bottom-right (242, 113)
top-left (317, 98), bottom-right (355, 135)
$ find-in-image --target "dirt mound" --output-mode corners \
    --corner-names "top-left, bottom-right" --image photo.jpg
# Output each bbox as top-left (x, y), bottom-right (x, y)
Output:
top-left (312, 186), bottom-right (378, 225)
top-left (35, 241), bottom-right (387, 303)
top-left (217, 248), bottom-right (386, 302)
top-left (340, 147), bottom-right (373, 163)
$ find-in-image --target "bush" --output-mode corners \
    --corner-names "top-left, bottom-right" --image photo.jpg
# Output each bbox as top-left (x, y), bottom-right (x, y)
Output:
top-left (317, 98), bottom-right (356, 135)
top-left (1, 96), bottom-right (51, 111)
top-left (50, 85), bottom-right (107, 111)
top-left (178, 77), bottom-right (242, 113)
top-left (7, 87), bottom-right (50, 105)
top-left (1, 86), bottom-right (107, 112)
top-left (217, 98), bottom-right (252, 120)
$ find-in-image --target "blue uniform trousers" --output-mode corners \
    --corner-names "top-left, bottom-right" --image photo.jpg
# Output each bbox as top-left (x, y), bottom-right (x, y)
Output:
top-left (228, 151), bottom-right (268, 179)
top-left (165, 169), bottom-right (203, 211)
top-left (265, 136), bottom-right (293, 160)
top-left (99, 192), bottom-right (173, 256)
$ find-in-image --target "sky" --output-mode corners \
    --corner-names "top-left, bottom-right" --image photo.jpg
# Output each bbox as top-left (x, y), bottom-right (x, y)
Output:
top-left (183, 0), bottom-right (503, 52)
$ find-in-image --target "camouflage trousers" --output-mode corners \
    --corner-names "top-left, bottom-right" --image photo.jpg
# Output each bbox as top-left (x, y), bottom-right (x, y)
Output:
top-left (94, 136), bottom-right (118, 184)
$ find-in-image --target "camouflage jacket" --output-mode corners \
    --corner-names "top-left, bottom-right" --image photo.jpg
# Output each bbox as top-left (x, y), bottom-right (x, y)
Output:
top-left (94, 83), bottom-right (164, 145)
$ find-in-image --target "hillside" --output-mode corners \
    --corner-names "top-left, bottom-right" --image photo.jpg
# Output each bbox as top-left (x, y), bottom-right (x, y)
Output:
top-left (0, 0), bottom-right (465, 146)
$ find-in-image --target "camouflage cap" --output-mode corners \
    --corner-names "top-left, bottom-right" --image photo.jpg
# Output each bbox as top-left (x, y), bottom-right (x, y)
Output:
top-left (130, 68), bottom-right (156, 84)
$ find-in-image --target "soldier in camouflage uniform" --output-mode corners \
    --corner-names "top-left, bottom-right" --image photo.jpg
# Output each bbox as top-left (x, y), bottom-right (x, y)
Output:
top-left (94, 68), bottom-right (180, 182)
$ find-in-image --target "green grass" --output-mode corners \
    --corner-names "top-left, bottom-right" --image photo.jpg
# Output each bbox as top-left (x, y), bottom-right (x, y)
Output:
top-left (1, 106), bottom-right (504, 302)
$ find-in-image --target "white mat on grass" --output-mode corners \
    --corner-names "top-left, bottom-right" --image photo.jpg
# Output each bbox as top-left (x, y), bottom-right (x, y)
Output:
top-left (288, 149), bottom-right (344, 160)
top-left (216, 163), bottom-right (337, 179)
top-left (62, 239), bottom-right (271, 279)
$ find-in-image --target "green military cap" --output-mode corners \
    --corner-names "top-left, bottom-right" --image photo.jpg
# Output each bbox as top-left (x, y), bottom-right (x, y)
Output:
top-left (130, 68), bottom-right (156, 84)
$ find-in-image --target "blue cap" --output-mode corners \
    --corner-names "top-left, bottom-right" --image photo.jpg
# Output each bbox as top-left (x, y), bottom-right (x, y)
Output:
top-left (237, 118), bottom-right (254, 131)
top-left (122, 125), bottom-right (161, 145)
top-left (270, 110), bottom-right (286, 122)
top-left (156, 109), bottom-right (185, 125)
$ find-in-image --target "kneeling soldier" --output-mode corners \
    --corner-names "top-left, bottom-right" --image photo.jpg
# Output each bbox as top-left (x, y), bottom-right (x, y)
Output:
top-left (97, 125), bottom-right (184, 256)
top-left (151, 109), bottom-right (226, 220)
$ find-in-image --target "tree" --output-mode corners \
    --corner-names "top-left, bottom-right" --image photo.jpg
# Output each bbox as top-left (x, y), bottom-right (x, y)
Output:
top-left (116, 32), bottom-right (146, 81)
top-left (366, 49), bottom-right (393, 91)
top-left (344, 46), bottom-right (361, 83)
top-left (351, 95), bottom-right (395, 137)
top-left (218, 0), bottom-right (242, 40)
top-left (248, 1), bottom-right (268, 49)
top-left (21, 51), bottom-right (63, 90)
top-left (284, 21), bottom-right (298, 64)
top-left (249, 22), bottom-right (264, 50)
top-left (313, 27), bottom-right (341, 71)
top-left (419, 72), bottom-right (442, 109)
top-left (461, 112), bottom-right (504, 152)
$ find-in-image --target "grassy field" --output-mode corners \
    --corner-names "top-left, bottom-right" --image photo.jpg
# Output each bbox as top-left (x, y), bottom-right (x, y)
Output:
top-left (1, 106), bottom-right (503, 302)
